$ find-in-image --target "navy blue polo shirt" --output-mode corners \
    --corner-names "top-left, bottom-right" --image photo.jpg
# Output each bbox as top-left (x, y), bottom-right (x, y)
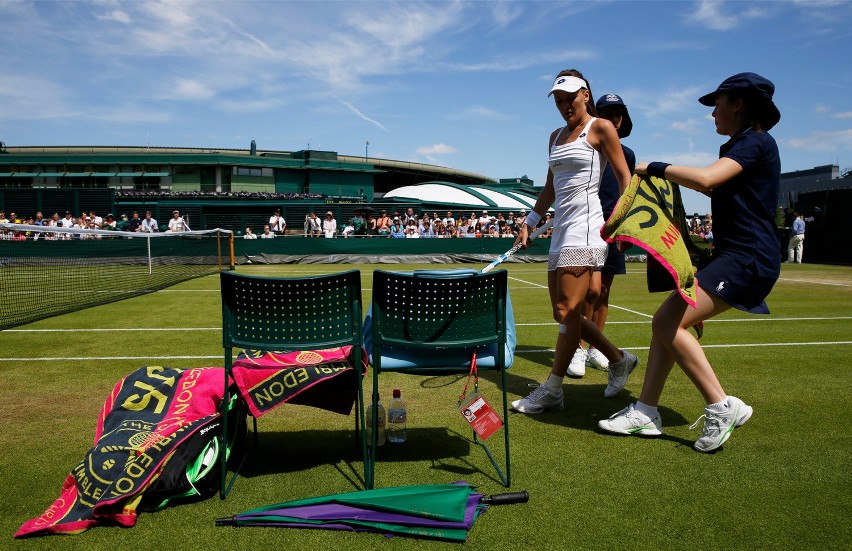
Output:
top-left (712, 127), bottom-right (781, 277)
top-left (600, 144), bottom-right (636, 218)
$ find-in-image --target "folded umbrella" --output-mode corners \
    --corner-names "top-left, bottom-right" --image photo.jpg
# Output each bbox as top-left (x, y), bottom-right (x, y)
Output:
top-left (216, 482), bottom-right (527, 542)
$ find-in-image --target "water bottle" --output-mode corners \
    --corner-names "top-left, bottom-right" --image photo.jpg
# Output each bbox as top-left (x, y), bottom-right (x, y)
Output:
top-left (387, 388), bottom-right (407, 443)
top-left (366, 397), bottom-right (386, 447)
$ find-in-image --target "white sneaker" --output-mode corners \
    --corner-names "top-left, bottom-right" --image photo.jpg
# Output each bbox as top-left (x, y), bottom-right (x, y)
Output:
top-left (598, 403), bottom-right (663, 436)
top-left (586, 348), bottom-right (609, 371)
top-left (604, 350), bottom-right (638, 398)
top-left (690, 396), bottom-right (753, 452)
top-left (511, 384), bottom-right (564, 414)
top-left (566, 347), bottom-right (587, 378)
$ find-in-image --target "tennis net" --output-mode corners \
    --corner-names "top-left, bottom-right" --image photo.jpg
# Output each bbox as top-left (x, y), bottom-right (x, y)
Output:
top-left (0, 224), bottom-right (234, 331)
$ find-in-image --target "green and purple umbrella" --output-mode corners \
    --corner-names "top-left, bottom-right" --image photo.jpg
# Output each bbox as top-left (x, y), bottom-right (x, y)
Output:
top-left (216, 482), bottom-right (527, 542)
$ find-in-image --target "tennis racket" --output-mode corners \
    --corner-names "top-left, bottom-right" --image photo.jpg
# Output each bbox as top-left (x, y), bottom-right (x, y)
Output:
top-left (481, 218), bottom-right (553, 273)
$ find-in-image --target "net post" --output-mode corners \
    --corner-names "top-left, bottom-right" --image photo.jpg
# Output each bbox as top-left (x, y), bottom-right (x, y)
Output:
top-left (228, 231), bottom-right (235, 270)
top-left (147, 235), bottom-right (152, 275)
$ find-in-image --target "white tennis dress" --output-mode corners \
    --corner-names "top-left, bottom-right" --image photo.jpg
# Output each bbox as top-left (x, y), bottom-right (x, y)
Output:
top-left (547, 118), bottom-right (608, 271)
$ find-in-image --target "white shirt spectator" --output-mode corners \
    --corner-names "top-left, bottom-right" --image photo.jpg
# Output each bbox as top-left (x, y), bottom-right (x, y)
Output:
top-left (323, 213), bottom-right (337, 238)
top-left (269, 212), bottom-right (286, 233)
top-left (141, 216), bottom-right (159, 233)
top-left (168, 214), bottom-right (189, 232)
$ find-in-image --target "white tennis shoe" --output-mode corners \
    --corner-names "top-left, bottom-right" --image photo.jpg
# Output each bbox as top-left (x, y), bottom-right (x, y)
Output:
top-left (586, 348), bottom-right (609, 371)
top-left (566, 347), bottom-right (587, 378)
top-left (604, 350), bottom-right (638, 398)
top-left (598, 403), bottom-right (663, 436)
top-left (690, 396), bottom-right (753, 452)
top-left (511, 384), bottom-right (564, 414)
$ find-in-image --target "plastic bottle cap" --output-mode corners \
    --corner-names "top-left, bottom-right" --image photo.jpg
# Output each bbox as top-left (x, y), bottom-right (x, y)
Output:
top-left (393, 389), bottom-right (401, 398)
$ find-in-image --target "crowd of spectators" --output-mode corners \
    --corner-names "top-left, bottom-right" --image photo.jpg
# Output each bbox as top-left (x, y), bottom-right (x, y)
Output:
top-left (687, 212), bottom-right (713, 244)
top-left (0, 208), bottom-right (187, 240)
top-left (322, 208), bottom-right (551, 239)
top-left (115, 190), bottom-right (326, 200)
top-left (4, 206), bottom-right (718, 243)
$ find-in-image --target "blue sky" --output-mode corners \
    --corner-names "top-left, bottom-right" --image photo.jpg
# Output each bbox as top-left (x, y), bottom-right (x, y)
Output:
top-left (2, 0), bottom-right (851, 215)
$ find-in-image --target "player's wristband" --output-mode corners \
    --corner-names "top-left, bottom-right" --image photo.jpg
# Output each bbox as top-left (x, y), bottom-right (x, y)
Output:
top-left (525, 211), bottom-right (542, 228)
top-left (647, 162), bottom-right (671, 179)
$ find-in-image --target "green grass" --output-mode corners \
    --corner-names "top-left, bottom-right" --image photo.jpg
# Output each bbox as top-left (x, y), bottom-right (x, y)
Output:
top-left (2, 263), bottom-right (851, 550)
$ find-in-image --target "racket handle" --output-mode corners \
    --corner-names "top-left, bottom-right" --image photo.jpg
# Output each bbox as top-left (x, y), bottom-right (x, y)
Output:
top-left (481, 491), bottom-right (529, 505)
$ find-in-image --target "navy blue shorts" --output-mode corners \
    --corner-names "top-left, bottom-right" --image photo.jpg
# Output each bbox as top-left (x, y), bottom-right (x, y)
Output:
top-left (601, 242), bottom-right (626, 276)
top-left (697, 253), bottom-right (778, 314)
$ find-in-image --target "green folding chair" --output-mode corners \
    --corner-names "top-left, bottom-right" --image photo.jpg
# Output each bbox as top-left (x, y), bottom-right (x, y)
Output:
top-left (365, 269), bottom-right (512, 488)
top-left (219, 270), bottom-right (367, 498)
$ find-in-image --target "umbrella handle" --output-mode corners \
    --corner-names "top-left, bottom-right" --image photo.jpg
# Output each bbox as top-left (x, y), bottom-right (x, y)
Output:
top-left (215, 517), bottom-right (237, 526)
top-left (481, 491), bottom-right (529, 505)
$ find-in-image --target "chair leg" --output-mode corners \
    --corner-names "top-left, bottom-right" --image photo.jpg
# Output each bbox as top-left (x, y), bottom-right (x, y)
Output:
top-left (501, 365), bottom-right (511, 487)
top-left (470, 366), bottom-right (511, 487)
top-left (366, 361), bottom-right (380, 489)
top-left (220, 367), bottom-right (235, 498)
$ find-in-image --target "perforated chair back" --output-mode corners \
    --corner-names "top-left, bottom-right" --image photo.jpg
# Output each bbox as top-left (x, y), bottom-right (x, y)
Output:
top-left (371, 269), bottom-right (507, 353)
top-left (218, 269), bottom-right (366, 498)
top-left (221, 270), bottom-right (363, 352)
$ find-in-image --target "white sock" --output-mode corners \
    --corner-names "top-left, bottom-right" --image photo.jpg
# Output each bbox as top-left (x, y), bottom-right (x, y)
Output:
top-left (634, 401), bottom-right (658, 419)
top-left (544, 373), bottom-right (563, 392)
top-left (706, 397), bottom-right (730, 413)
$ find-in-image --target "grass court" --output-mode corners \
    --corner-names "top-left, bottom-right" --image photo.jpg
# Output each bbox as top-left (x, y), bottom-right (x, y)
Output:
top-left (2, 262), bottom-right (850, 550)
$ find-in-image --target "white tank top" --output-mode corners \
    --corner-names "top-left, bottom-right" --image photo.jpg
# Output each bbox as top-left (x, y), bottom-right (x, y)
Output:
top-left (548, 118), bottom-right (607, 251)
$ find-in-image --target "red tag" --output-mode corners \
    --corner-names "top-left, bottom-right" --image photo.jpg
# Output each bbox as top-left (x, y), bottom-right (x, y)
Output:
top-left (458, 392), bottom-right (503, 440)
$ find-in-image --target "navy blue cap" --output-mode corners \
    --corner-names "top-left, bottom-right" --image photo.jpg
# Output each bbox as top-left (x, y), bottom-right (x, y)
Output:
top-left (698, 72), bottom-right (780, 130)
top-left (595, 93), bottom-right (632, 138)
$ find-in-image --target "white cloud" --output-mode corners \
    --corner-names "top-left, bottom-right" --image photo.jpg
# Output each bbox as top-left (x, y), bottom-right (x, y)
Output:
top-left (336, 97), bottom-right (390, 133)
top-left (687, 0), bottom-right (739, 30)
top-left (687, 0), bottom-right (769, 31)
top-left (787, 129), bottom-right (852, 151)
top-left (417, 144), bottom-right (458, 155)
top-left (636, 85), bottom-right (705, 118)
top-left (671, 118), bottom-right (705, 135)
top-left (97, 10), bottom-right (131, 24)
top-left (172, 78), bottom-right (215, 100)
top-left (815, 104), bottom-right (830, 113)
top-left (664, 151), bottom-right (719, 167)
top-left (489, 1), bottom-right (524, 28)
top-left (832, 112), bottom-right (852, 119)
top-left (464, 106), bottom-right (512, 121)
top-left (92, 105), bottom-right (171, 124)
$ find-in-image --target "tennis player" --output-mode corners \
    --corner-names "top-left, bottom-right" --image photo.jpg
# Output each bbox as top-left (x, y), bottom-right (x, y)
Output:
top-left (511, 69), bottom-right (638, 415)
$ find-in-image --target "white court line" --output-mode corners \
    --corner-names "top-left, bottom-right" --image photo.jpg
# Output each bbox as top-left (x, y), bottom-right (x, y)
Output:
top-left (517, 341), bottom-right (852, 354)
top-left (508, 275), bottom-right (547, 289)
top-left (515, 315), bottom-right (852, 327)
top-left (6, 316), bottom-right (849, 333)
top-left (5, 327), bottom-right (219, 332)
top-left (780, 277), bottom-right (851, 287)
top-left (4, 340), bottom-right (852, 362)
top-left (161, 289), bottom-right (218, 292)
top-left (608, 305), bottom-right (653, 318)
top-left (508, 275), bottom-right (653, 317)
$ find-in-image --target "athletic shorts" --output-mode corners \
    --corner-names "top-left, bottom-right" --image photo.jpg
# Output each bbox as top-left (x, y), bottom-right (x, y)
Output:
top-left (697, 253), bottom-right (778, 314)
top-left (548, 246), bottom-right (607, 272)
top-left (601, 242), bottom-right (626, 276)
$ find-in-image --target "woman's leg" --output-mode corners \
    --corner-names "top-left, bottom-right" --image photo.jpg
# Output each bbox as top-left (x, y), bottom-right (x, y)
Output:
top-left (639, 287), bottom-right (732, 407)
top-left (511, 266), bottom-right (592, 414)
top-left (548, 267), bottom-right (592, 377)
top-left (592, 272), bottom-right (616, 331)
